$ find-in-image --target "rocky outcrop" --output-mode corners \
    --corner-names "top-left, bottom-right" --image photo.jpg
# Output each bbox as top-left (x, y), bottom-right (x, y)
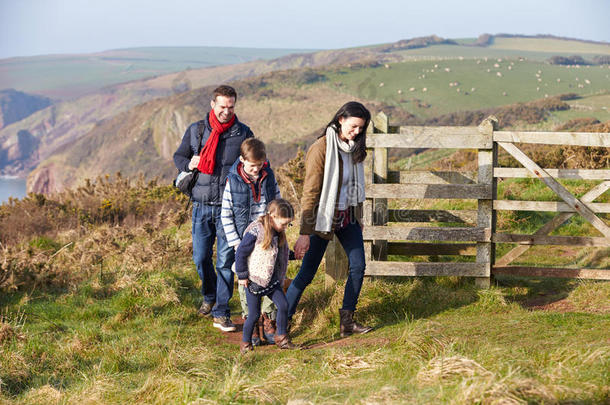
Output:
top-left (0, 129), bottom-right (40, 175)
top-left (27, 163), bottom-right (62, 195)
top-left (0, 89), bottom-right (51, 130)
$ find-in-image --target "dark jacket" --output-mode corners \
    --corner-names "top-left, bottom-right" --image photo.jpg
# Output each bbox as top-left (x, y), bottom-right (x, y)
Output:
top-left (173, 113), bottom-right (253, 204)
top-left (225, 159), bottom-right (279, 240)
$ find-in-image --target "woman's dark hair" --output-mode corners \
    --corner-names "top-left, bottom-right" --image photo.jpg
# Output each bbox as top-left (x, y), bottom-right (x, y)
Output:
top-left (323, 101), bottom-right (371, 163)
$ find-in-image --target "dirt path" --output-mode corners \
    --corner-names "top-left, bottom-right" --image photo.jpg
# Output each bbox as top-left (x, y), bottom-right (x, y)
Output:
top-left (215, 316), bottom-right (389, 351)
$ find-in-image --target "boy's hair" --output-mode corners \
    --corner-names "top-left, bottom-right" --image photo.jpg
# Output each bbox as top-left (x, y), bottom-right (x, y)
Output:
top-left (212, 85), bottom-right (237, 101)
top-left (259, 199), bottom-right (294, 250)
top-left (240, 138), bottom-right (267, 162)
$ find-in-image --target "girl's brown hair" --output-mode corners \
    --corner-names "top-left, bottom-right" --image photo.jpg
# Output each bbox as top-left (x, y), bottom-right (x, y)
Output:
top-left (259, 199), bottom-right (294, 250)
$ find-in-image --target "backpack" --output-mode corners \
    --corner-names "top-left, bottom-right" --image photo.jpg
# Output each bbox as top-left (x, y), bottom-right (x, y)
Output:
top-left (173, 120), bottom-right (205, 197)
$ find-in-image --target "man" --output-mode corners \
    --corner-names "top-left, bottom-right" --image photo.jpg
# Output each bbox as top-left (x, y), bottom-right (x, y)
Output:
top-left (173, 85), bottom-right (253, 332)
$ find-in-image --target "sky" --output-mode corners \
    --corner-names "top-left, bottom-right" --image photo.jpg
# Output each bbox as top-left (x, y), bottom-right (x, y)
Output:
top-left (0, 0), bottom-right (609, 59)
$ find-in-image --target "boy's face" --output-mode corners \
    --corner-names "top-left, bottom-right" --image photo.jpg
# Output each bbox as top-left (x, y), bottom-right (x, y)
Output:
top-left (240, 157), bottom-right (265, 179)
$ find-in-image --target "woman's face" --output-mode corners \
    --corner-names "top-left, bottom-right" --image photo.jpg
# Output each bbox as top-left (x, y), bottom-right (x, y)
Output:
top-left (338, 116), bottom-right (366, 142)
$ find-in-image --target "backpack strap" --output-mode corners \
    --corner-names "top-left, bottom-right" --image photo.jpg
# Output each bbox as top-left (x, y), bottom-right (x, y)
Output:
top-left (178, 120), bottom-right (206, 229)
top-left (195, 119), bottom-right (206, 154)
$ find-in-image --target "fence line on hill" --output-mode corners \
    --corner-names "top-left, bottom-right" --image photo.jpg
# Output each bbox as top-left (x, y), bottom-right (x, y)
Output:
top-left (324, 113), bottom-right (610, 287)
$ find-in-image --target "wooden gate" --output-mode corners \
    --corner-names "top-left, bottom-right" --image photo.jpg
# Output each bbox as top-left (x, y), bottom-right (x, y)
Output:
top-left (324, 114), bottom-right (610, 285)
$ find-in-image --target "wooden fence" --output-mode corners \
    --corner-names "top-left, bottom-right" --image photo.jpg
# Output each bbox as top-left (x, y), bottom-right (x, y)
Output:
top-left (325, 114), bottom-right (610, 287)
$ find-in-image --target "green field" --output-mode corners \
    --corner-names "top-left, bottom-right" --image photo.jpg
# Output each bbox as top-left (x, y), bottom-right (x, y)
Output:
top-left (0, 47), bottom-right (314, 99)
top-left (323, 59), bottom-right (610, 119)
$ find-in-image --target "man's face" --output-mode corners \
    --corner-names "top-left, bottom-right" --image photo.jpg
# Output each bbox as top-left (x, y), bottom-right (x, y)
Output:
top-left (210, 95), bottom-right (236, 123)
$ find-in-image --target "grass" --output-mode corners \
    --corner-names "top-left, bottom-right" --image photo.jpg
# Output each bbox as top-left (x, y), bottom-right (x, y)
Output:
top-left (0, 47), bottom-right (311, 99)
top-left (1, 212), bottom-right (609, 404)
top-left (324, 59), bottom-right (610, 119)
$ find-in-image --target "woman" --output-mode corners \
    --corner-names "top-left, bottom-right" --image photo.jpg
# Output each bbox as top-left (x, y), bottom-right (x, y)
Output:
top-left (286, 101), bottom-right (373, 337)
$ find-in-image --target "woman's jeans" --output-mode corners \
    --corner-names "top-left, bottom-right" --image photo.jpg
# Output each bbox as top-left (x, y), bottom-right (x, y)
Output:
top-left (192, 201), bottom-right (235, 318)
top-left (286, 221), bottom-right (366, 318)
top-left (243, 286), bottom-right (288, 343)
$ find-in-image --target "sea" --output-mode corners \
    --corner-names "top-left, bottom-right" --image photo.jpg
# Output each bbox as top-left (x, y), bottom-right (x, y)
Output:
top-left (0, 177), bottom-right (27, 204)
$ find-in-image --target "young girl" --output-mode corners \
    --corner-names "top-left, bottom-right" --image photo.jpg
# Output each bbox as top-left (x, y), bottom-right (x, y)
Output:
top-left (235, 199), bottom-right (298, 353)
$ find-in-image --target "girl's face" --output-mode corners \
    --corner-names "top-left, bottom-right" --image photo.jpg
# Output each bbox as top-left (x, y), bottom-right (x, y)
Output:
top-left (270, 214), bottom-right (293, 232)
top-left (338, 116), bottom-right (366, 142)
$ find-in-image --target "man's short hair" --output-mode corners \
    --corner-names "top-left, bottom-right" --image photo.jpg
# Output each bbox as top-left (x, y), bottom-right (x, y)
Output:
top-left (240, 138), bottom-right (266, 162)
top-left (213, 85), bottom-right (237, 102)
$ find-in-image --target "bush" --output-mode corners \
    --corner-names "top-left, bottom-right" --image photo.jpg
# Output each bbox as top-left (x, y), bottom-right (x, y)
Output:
top-left (548, 55), bottom-right (589, 65)
top-left (0, 173), bottom-right (185, 247)
top-left (593, 55), bottom-right (610, 65)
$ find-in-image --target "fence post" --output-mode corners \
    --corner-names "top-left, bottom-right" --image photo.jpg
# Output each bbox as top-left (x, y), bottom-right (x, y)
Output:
top-left (372, 112), bottom-right (389, 261)
top-left (475, 116), bottom-right (498, 288)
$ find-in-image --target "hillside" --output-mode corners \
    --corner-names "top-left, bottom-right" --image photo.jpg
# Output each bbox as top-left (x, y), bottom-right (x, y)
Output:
top-left (0, 89), bottom-right (50, 130)
top-left (26, 80), bottom-right (377, 194)
top-left (0, 176), bottom-right (608, 404)
top-left (0, 35), bottom-right (608, 192)
top-left (0, 46), bottom-right (314, 100)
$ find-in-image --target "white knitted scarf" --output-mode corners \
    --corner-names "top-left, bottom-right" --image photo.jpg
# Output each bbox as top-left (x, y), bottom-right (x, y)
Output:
top-left (315, 126), bottom-right (365, 233)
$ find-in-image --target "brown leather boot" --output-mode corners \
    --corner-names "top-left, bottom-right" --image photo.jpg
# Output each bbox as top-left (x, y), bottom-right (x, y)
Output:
top-left (339, 309), bottom-right (372, 337)
top-left (240, 341), bottom-right (253, 354)
top-left (274, 334), bottom-right (299, 349)
top-left (261, 313), bottom-right (276, 344)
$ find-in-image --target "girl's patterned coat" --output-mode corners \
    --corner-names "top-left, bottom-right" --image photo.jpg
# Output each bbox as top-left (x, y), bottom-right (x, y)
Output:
top-left (235, 220), bottom-right (289, 287)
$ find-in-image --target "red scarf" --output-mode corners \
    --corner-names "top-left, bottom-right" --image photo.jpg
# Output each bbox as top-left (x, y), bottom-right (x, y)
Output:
top-left (197, 111), bottom-right (236, 174)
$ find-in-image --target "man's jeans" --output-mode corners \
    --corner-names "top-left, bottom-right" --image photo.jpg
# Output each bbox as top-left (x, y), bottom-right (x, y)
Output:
top-left (192, 202), bottom-right (235, 318)
top-left (286, 221), bottom-right (366, 318)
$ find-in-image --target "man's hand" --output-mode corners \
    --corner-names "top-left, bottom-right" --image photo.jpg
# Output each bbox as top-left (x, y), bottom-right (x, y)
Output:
top-left (293, 235), bottom-right (310, 259)
top-left (188, 156), bottom-right (200, 170)
top-left (238, 279), bottom-right (249, 287)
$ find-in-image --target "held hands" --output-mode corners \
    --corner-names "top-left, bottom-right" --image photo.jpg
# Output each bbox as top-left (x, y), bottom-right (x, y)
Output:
top-left (293, 235), bottom-right (310, 259)
top-left (238, 279), bottom-right (249, 287)
top-left (188, 156), bottom-right (200, 170)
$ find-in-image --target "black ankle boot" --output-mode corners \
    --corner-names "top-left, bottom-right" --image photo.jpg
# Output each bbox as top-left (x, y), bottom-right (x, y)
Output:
top-left (339, 309), bottom-right (372, 337)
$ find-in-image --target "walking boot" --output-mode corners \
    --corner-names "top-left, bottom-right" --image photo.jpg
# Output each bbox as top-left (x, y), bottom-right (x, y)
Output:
top-left (274, 334), bottom-right (299, 350)
top-left (240, 341), bottom-right (253, 354)
top-left (339, 309), bottom-right (373, 337)
top-left (261, 313), bottom-right (276, 344)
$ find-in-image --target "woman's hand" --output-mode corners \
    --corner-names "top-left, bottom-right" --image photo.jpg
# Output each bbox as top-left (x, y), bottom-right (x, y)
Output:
top-left (294, 235), bottom-right (310, 259)
top-left (238, 279), bottom-right (249, 287)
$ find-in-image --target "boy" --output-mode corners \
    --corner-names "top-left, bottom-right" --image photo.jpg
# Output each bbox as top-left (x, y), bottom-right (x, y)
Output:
top-left (221, 138), bottom-right (281, 345)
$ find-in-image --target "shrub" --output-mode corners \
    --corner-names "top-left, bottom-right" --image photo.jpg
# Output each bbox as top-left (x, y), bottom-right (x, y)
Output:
top-left (548, 55), bottom-right (589, 65)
